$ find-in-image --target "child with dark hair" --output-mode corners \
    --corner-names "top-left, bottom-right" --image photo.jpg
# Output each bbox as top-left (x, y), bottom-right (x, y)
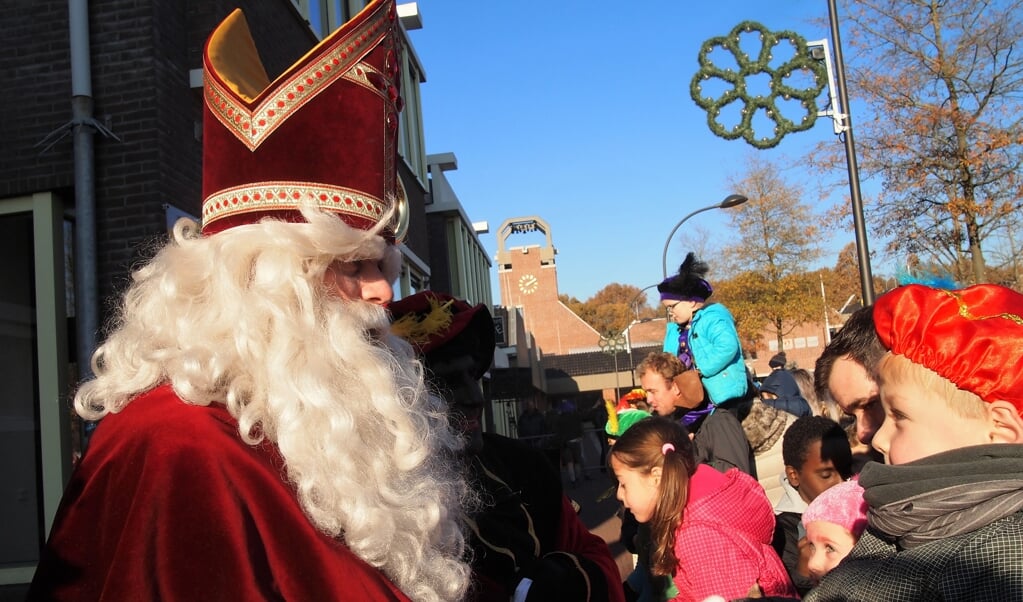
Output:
top-left (771, 416), bottom-right (853, 596)
top-left (610, 416), bottom-right (795, 601)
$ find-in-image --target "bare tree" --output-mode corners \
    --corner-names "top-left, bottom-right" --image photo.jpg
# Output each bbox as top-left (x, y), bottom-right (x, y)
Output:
top-left (827, 0), bottom-right (1023, 284)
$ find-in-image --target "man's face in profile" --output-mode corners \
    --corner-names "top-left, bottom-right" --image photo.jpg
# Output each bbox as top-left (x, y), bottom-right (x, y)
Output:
top-left (427, 351), bottom-right (485, 455)
top-left (828, 356), bottom-right (884, 446)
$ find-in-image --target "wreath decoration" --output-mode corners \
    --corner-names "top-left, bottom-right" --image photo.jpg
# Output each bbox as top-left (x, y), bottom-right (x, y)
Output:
top-left (690, 21), bottom-right (827, 149)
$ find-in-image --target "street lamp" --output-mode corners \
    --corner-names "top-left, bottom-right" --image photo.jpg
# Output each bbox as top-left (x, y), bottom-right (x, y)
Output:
top-left (598, 331), bottom-right (628, 400)
top-left (661, 194), bottom-right (748, 278)
top-left (623, 317), bottom-right (666, 386)
top-left (626, 283), bottom-right (659, 321)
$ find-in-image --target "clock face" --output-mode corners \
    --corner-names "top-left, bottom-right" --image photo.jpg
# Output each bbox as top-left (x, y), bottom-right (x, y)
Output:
top-left (518, 273), bottom-right (539, 295)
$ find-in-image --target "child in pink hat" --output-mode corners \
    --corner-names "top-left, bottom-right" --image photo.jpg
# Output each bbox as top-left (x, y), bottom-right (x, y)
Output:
top-left (801, 479), bottom-right (867, 585)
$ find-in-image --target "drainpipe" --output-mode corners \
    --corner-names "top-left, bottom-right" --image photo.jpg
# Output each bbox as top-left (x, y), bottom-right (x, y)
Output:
top-left (69, 0), bottom-right (103, 381)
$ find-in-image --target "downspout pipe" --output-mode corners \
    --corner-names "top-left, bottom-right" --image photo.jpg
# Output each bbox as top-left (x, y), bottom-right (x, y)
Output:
top-left (69, 0), bottom-right (100, 381)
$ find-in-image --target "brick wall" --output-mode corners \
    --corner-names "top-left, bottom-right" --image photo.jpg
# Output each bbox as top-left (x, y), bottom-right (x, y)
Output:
top-left (2, 0), bottom-right (318, 326)
top-left (498, 244), bottom-right (600, 355)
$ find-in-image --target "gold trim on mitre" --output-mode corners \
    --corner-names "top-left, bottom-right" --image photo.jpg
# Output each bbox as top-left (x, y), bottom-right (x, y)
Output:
top-left (393, 177), bottom-right (409, 243)
top-left (204, 4), bottom-right (392, 151)
top-left (202, 182), bottom-right (388, 226)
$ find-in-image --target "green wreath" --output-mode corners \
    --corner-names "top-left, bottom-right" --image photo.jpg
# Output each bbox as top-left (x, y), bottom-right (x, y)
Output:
top-left (690, 21), bottom-right (826, 149)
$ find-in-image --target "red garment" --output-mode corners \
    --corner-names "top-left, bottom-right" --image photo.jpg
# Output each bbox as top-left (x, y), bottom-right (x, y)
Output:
top-left (671, 465), bottom-right (796, 602)
top-left (29, 385), bottom-right (410, 601)
top-left (553, 494), bottom-right (627, 602)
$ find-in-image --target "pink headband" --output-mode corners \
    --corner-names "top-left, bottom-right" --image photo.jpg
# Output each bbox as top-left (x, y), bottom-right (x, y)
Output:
top-left (802, 479), bottom-right (868, 537)
top-left (661, 443), bottom-right (675, 455)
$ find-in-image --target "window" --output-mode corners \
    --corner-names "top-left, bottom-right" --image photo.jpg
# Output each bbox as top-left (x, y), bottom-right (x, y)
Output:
top-left (292, 0), bottom-right (361, 39)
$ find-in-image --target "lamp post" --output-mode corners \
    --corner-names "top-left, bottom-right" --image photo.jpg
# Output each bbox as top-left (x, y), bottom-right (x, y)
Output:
top-left (626, 283), bottom-right (659, 321)
top-left (661, 194), bottom-right (748, 278)
top-left (598, 331), bottom-right (628, 400)
top-left (623, 317), bottom-right (667, 387)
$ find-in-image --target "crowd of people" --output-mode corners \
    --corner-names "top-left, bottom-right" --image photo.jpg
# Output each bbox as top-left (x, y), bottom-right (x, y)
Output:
top-left (24, 1), bottom-right (1023, 600)
top-left (601, 254), bottom-right (1023, 601)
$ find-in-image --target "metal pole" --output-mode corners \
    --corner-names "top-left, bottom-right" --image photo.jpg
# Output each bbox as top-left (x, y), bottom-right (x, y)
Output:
top-left (613, 350), bottom-right (620, 401)
top-left (70, 0), bottom-right (99, 379)
top-left (827, 0), bottom-right (875, 304)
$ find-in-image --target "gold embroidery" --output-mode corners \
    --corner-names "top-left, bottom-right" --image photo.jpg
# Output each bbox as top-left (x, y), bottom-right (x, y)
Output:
top-left (942, 289), bottom-right (1023, 325)
top-left (204, 8), bottom-right (393, 151)
top-left (202, 182), bottom-right (386, 226)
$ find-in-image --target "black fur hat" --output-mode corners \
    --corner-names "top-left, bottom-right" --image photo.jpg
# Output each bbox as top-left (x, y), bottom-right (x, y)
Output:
top-left (657, 252), bottom-right (713, 302)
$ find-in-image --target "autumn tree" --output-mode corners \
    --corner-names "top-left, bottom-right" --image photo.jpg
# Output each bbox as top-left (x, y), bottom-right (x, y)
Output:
top-left (715, 154), bottom-right (824, 352)
top-left (827, 0), bottom-right (1023, 284)
top-left (561, 284), bottom-right (660, 336)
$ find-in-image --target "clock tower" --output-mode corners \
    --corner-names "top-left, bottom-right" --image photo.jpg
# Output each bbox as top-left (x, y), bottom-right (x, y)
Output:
top-left (495, 216), bottom-right (599, 355)
top-left (496, 216), bottom-right (559, 307)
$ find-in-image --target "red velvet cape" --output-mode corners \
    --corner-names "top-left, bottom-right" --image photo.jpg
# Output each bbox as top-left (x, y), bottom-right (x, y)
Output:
top-left (29, 385), bottom-right (410, 601)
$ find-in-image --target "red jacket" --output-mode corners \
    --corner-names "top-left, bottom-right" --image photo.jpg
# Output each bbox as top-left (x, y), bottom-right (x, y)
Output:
top-left (671, 465), bottom-right (796, 601)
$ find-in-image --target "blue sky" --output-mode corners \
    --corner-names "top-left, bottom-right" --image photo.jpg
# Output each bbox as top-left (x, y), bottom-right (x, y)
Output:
top-left (408, 1), bottom-right (870, 307)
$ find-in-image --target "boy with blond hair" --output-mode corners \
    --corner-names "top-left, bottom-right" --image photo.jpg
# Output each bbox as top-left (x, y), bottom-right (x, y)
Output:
top-left (806, 284), bottom-right (1023, 601)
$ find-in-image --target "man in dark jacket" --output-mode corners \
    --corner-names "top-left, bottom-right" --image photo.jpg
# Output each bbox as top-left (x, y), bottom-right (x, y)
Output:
top-left (389, 292), bottom-right (625, 602)
top-left (760, 353), bottom-right (812, 418)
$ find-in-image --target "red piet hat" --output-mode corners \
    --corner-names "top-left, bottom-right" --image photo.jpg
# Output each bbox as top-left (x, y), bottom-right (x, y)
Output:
top-left (201, 0), bottom-right (407, 240)
top-left (617, 388), bottom-right (647, 411)
top-left (874, 283), bottom-right (1023, 412)
top-left (389, 292), bottom-right (496, 379)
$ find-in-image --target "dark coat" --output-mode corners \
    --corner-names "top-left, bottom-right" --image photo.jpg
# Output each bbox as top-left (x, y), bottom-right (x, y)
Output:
top-left (804, 511), bottom-right (1023, 601)
top-left (759, 369), bottom-right (812, 418)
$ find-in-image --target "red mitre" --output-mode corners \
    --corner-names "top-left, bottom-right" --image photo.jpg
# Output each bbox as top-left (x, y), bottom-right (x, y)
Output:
top-left (389, 292), bottom-right (496, 380)
top-left (874, 283), bottom-right (1023, 413)
top-left (201, 0), bottom-right (407, 241)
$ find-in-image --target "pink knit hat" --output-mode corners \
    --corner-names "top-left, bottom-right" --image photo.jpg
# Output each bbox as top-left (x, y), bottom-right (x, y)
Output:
top-left (802, 479), bottom-right (868, 537)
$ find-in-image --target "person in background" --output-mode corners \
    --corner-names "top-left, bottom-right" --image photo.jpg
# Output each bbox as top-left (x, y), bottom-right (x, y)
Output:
top-left (744, 399), bottom-right (797, 507)
top-left (807, 284), bottom-right (1023, 601)
top-left (389, 291), bottom-right (624, 602)
top-left (772, 416), bottom-right (853, 597)
top-left (610, 416), bottom-right (796, 602)
top-left (518, 400), bottom-right (548, 446)
top-left (28, 3), bottom-right (470, 600)
top-left (759, 353), bottom-right (812, 418)
top-left (801, 479), bottom-right (867, 586)
top-left (554, 398), bottom-right (590, 487)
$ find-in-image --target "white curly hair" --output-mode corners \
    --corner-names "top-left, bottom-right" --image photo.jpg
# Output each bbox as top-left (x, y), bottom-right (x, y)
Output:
top-left (75, 204), bottom-right (471, 601)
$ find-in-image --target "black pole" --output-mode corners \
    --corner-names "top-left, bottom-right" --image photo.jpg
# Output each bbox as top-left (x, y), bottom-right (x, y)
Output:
top-left (828, 0), bottom-right (875, 304)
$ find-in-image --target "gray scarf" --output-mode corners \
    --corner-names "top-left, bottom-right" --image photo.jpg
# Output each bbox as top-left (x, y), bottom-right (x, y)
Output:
top-left (859, 444), bottom-right (1023, 549)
